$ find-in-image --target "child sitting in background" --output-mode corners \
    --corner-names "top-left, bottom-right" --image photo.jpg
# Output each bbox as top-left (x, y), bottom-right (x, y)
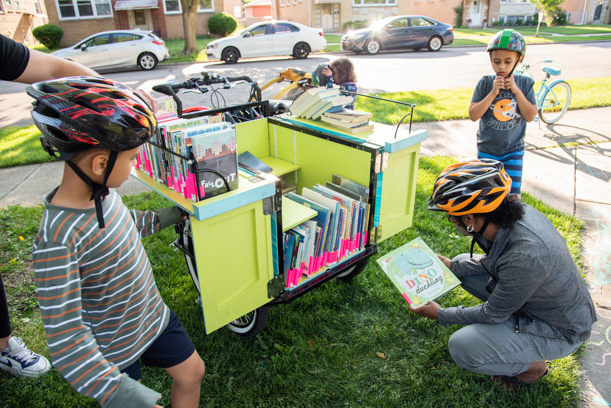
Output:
top-left (313, 58), bottom-right (358, 110)
top-left (27, 77), bottom-right (205, 408)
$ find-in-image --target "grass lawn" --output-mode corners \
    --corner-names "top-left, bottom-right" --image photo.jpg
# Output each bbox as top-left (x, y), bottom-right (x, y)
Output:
top-left (2, 76), bottom-right (609, 168)
top-left (0, 156), bottom-right (586, 407)
top-left (357, 76), bottom-right (611, 125)
top-left (448, 25), bottom-right (611, 46)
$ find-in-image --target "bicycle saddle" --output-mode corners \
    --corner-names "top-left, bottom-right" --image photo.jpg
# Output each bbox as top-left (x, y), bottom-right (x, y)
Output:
top-left (543, 66), bottom-right (561, 76)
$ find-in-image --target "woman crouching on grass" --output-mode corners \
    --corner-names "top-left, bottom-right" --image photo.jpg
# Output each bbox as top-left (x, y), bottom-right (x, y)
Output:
top-left (410, 159), bottom-right (596, 392)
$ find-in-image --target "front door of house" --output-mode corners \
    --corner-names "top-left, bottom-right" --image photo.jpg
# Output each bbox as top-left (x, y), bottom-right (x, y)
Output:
top-left (128, 9), bottom-right (153, 31)
top-left (469, 0), bottom-right (482, 26)
top-left (321, 4), bottom-right (334, 32)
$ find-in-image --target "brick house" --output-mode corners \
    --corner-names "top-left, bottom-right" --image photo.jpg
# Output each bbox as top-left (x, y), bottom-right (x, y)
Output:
top-left (1, 0), bottom-right (49, 44)
top-left (272, 0), bottom-right (608, 33)
top-left (41, 0), bottom-right (241, 46)
top-left (463, 0), bottom-right (610, 28)
top-left (272, 0), bottom-right (461, 33)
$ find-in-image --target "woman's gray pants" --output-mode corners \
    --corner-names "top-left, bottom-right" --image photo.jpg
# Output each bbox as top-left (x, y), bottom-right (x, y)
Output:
top-left (447, 254), bottom-right (582, 377)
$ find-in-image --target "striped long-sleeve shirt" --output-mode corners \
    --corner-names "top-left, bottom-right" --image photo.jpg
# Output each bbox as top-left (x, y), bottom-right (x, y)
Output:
top-left (33, 188), bottom-right (182, 407)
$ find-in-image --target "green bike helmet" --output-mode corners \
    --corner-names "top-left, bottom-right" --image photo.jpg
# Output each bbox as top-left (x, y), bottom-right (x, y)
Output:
top-left (487, 29), bottom-right (526, 56)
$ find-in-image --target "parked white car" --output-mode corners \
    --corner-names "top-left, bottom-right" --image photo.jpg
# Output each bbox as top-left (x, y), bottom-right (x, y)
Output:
top-left (52, 30), bottom-right (169, 71)
top-left (206, 21), bottom-right (326, 64)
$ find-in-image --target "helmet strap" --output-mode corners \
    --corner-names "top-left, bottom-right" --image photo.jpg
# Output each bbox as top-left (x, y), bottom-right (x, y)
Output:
top-left (65, 151), bottom-right (118, 229)
top-left (465, 214), bottom-right (492, 258)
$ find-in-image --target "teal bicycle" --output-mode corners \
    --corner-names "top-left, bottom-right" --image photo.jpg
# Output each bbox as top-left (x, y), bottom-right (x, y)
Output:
top-left (515, 59), bottom-right (572, 124)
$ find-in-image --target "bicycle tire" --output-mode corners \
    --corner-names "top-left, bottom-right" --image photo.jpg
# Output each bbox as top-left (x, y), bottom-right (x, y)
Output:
top-left (227, 305), bottom-right (269, 337)
top-left (336, 257), bottom-right (369, 282)
top-left (539, 81), bottom-right (571, 124)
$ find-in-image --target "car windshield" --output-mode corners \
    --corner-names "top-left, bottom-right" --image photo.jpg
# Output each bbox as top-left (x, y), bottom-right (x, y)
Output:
top-left (370, 17), bottom-right (396, 29)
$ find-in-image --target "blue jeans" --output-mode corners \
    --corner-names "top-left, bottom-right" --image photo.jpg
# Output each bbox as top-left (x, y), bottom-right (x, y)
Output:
top-left (447, 254), bottom-right (582, 377)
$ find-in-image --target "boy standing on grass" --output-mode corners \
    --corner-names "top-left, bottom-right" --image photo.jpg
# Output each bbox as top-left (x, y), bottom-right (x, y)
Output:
top-left (27, 77), bottom-right (205, 407)
top-left (469, 29), bottom-right (538, 196)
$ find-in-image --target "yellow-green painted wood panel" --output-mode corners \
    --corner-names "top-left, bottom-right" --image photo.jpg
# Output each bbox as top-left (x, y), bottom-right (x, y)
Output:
top-left (378, 144), bottom-right (421, 241)
top-left (191, 200), bottom-right (273, 333)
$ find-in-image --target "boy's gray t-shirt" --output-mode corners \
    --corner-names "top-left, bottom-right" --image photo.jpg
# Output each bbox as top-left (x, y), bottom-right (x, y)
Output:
top-left (471, 75), bottom-right (536, 156)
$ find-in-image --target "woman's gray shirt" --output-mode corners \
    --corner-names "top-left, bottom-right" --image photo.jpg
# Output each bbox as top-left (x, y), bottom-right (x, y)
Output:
top-left (438, 204), bottom-right (596, 344)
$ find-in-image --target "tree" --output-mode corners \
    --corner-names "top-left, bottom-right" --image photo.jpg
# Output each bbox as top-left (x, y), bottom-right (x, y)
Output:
top-left (529, 0), bottom-right (566, 32)
top-left (179, 0), bottom-right (200, 54)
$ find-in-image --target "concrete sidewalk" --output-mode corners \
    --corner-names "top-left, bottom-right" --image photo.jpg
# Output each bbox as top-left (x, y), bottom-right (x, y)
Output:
top-left (0, 107), bottom-right (609, 405)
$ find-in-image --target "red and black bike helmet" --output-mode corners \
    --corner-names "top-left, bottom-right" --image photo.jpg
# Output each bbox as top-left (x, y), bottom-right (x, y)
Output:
top-left (27, 76), bottom-right (156, 159)
top-left (27, 76), bottom-right (157, 228)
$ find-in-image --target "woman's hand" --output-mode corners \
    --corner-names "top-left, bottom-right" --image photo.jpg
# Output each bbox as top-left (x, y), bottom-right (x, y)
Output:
top-left (436, 254), bottom-right (451, 268)
top-left (409, 301), bottom-right (441, 320)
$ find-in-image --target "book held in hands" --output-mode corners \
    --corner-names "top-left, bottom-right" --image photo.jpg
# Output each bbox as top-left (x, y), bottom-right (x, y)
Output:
top-left (376, 237), bottom-right (461, 307)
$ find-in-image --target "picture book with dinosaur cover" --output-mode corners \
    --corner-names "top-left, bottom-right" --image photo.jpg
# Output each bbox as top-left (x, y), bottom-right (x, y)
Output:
top-left (376, 237), bottom-right (460, 308)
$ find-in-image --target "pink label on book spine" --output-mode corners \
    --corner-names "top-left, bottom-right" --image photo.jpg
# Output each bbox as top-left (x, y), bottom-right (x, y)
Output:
top-left (402, 293), bottom-right (412, 305)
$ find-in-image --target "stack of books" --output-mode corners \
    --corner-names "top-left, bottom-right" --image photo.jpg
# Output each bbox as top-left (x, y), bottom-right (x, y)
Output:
top-left (321, 110), bottom-right (374, 134)
top-left (290, 87), bottom-right (354, 120)
top-left (136, 115), bottom-right (238, 202)
top-left (283, 174), bottom-right (371, 288)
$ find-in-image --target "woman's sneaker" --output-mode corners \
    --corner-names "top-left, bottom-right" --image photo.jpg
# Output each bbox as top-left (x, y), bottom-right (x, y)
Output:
top-left (0, 337), bottom-right (50, 377)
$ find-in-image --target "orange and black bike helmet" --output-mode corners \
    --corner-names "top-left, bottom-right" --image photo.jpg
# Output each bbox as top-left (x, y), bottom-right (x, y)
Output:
top-left (427, 159), bottom-right (512, 216)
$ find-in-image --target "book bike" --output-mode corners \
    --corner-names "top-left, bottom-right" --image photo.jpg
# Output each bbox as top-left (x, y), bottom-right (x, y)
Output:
top-left (140, 70), bottom-right (428, 337)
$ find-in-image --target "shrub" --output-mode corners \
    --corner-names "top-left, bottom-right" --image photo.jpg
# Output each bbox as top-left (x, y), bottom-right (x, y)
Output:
top-left (453, 3), bottom-right (464, 28)
top-left (515, 17), bottom-right (524, 26)
top-left (343, 20), bottom-right (369, 30)
top-left (32, 24), bottom-right (63, 49)
top-left (208, 12), bottom-right (237, 37)
top-left (551, 11), bottom-right (568, 25)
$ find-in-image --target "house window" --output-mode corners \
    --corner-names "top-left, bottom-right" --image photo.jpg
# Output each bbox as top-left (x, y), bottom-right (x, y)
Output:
top-left (353, 0), bottom-right (396, 5)
top-left (6, 0), bottom-right (13, 12)
top-left (34, 1), bottom-right (41, 13)
top-left (13, 0), bottom-right (20, 11)
top-left (56, 0), bottom-right (111, 19)
top-left (164, 0), bottom-right (180, 12)
top-left (0, 0), bottom-right (5, 12)
top-left (198, 0), bottom-right (212, 12)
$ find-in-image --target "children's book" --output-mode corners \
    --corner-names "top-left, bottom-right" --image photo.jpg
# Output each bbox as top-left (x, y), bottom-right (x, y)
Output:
top-left (290, 87), bottom-right (334, 118)
top-left (376, 237), bottom-right (461, 308)
top-left (323, 109), bottom-right (372, 122)
top-left (191, 123), bottom-right (239, 199)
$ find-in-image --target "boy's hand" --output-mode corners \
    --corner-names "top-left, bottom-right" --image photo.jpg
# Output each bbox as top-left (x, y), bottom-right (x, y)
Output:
top-left (322, 67), bottom-right (333, 77)
top-left (504, 75), bottom-right (518, 93)
top-left (409, 301), bottom-right (441, 320)
top-left (492, 76), bottom-right (505, 97)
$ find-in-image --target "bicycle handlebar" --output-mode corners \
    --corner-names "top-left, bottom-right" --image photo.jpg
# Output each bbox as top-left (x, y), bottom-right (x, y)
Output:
top-left (152, 73), bottom-right (262, 117)
top-left (519, 59), bottom-right (554, 70)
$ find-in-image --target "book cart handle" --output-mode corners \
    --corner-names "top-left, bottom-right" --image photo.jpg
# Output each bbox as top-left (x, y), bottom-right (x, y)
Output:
top-left (340, 90), bottom-right (416, 140)
top-left (303, 86), bottom-right (416, 140)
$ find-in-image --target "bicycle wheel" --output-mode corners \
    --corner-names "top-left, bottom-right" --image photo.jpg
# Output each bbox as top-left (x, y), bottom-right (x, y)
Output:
top-left (336, 257), bottom-right (369, 282)
top-left (227, 305), bottom-right (269, 337)
top-left (539, 81), bottom-right (571, 124)
top-left (177, 218), bottom-right (200, 294)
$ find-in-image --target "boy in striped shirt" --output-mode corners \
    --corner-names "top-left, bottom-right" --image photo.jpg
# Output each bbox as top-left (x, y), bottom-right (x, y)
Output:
top-left (27, 77), bottom-right (205, 407)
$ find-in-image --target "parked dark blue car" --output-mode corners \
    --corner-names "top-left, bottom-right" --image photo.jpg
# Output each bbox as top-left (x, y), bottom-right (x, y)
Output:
top-left (341, 15), bottom-right (454, 55)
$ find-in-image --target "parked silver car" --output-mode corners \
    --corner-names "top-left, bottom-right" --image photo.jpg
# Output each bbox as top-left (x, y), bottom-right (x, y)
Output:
top-left (52, 30), bottom-right (169, 71)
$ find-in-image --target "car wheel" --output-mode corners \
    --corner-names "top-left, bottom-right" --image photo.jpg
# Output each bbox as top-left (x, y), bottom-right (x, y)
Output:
top-left (222, 47), bottom-right (240, 64)
top-left (138, 53), bottom-right (158, 70)
top-left (293, 42), bottom-right (311, 59)
top-left (366, 39), bottom-right (381, 55)
top-left (427, 36), bottom-right (443, 52)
